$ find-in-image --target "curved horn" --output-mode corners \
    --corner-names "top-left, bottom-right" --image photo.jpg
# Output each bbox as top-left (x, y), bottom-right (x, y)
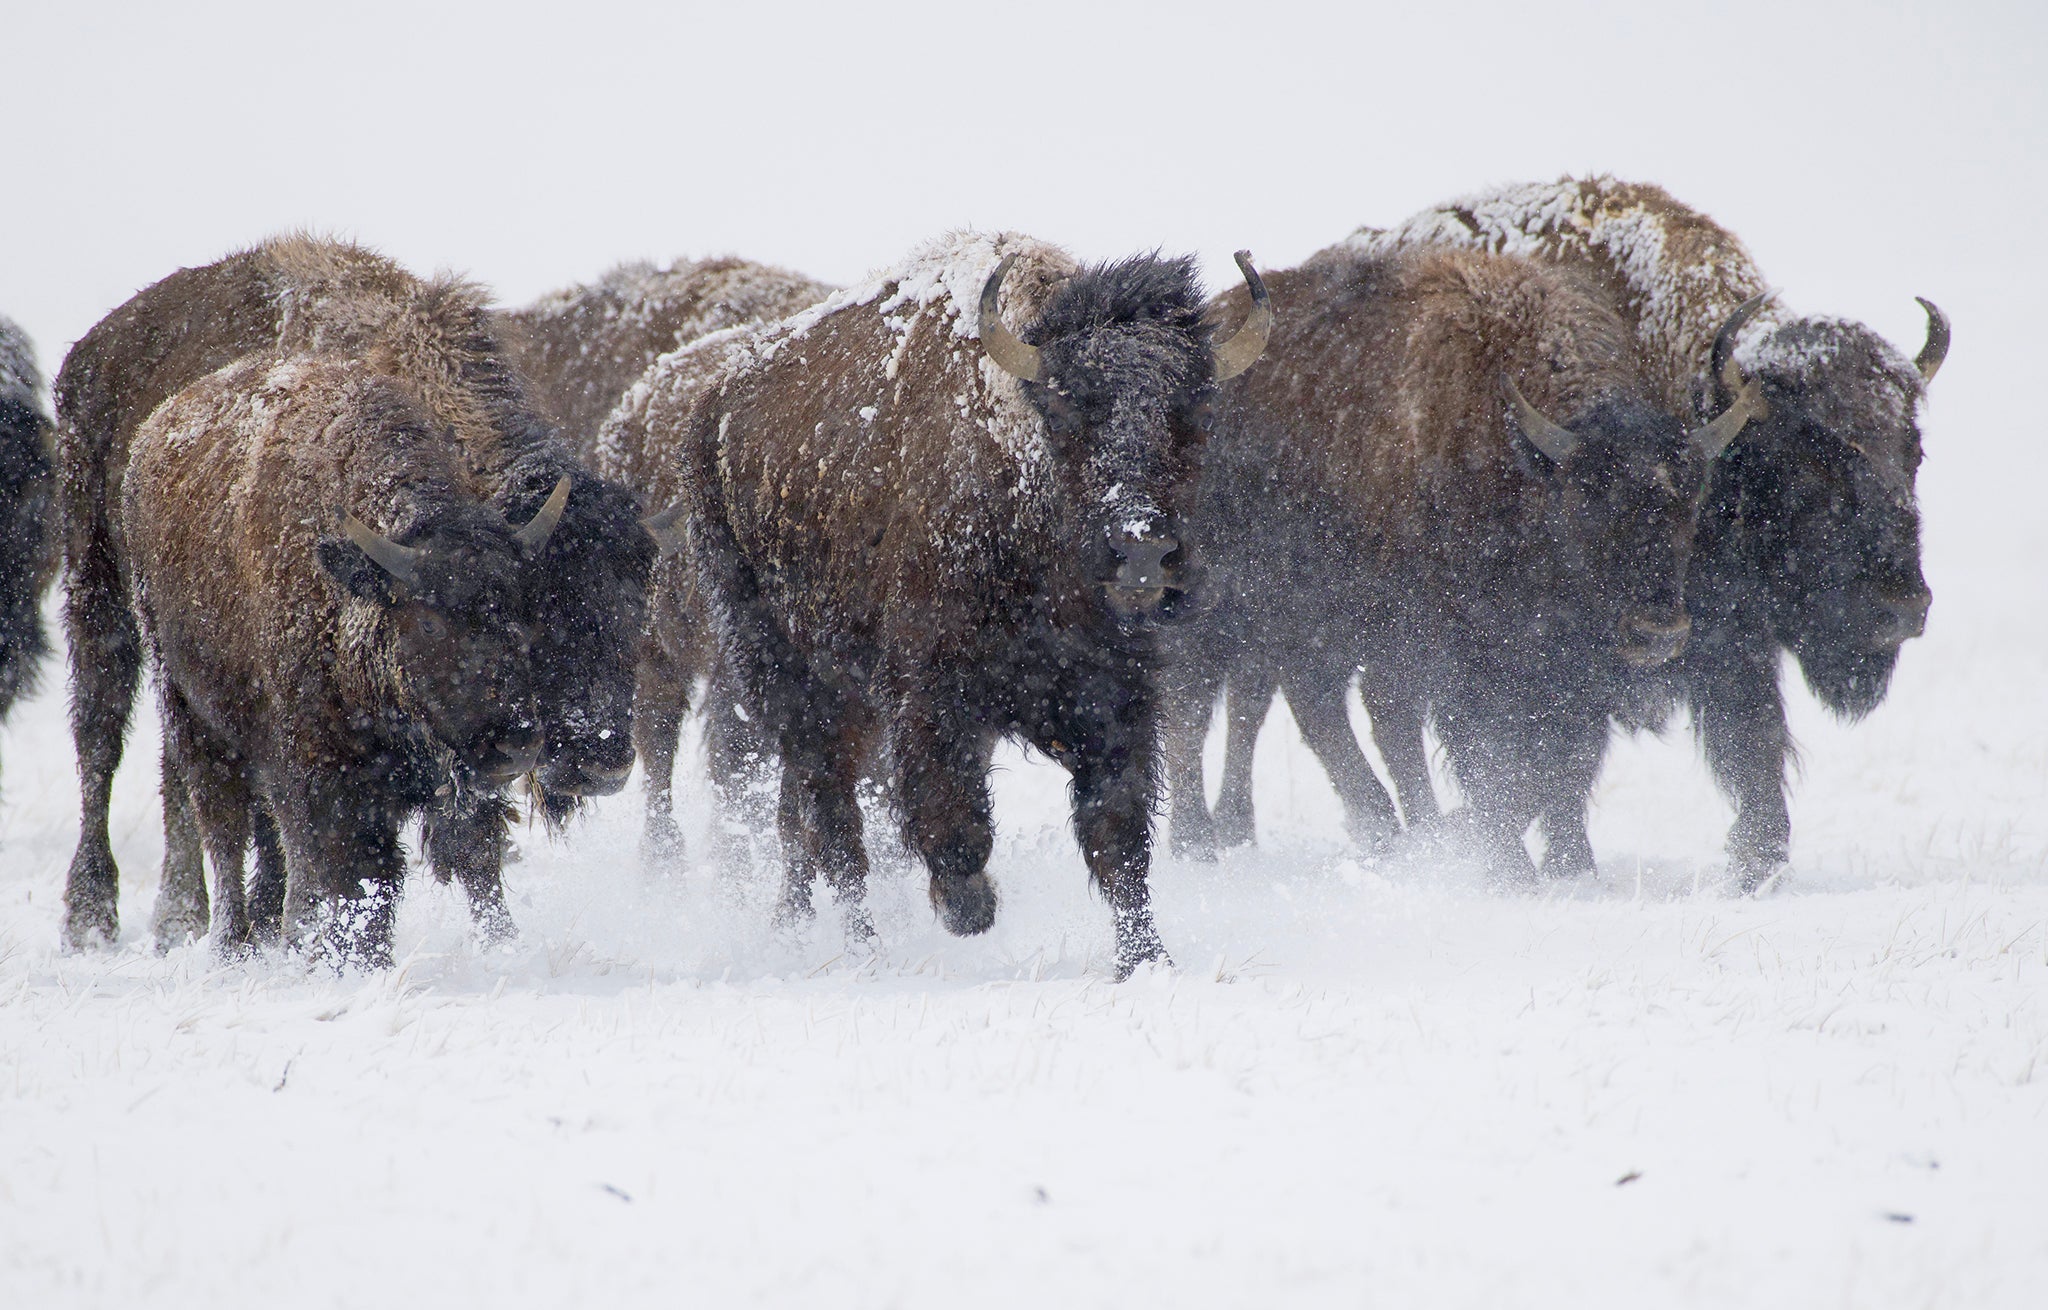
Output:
top-left (513, 475), bottom-right (571, 552)
top-left (1504, 376), bottom-right (1580, 465)
top-left (1709, 292), bottom-right (1772, 394)
top-left (978, 253), bottom-right (1042, 383)
top-left (640, 501), bottom-right (687, 555)
top-left (1688, 373), bottom-right (1766, 461)
top-left (1212, 250), bottom-right (1273, 382)
top-left (342, 515), bottom-right (423, 589)
top-left (1913, 296), bottom-right (1949, 383)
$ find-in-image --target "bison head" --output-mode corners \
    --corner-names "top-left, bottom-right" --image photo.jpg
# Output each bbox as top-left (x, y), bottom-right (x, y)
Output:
top-left (1708, 301), bottom-right (1945, 717)
top-left (981, 250), bottom-right (1269, 628)
top-left (317, 488), bottom-right (560, 785)
top-left (494, 461), bottom-right (656, 812)
top-left (1505, 342), bottom-right (1757, 668)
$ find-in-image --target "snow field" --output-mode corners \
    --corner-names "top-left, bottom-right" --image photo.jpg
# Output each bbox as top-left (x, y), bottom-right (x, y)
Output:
top-left (2, 583), bottom-right (2044, 1307)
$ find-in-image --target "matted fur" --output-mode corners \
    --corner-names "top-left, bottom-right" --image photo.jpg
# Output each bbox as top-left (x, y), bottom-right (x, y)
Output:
top-left (1349, 177), bottom-right (1941, 884)
top-left (674, 231), bottom-right (1220, 975)
top-left (1163, 246), bottom-right (1712, 878)
top-left (124, 353), bottom-right (541, 960)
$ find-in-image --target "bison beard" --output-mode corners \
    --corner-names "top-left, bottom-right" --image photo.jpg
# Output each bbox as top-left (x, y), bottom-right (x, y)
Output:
top-left (676, 232), bottom-right (1266, 977)
top-left (1161, 247), bottom-right (1752, 880)
top-left (123, 355), bottom-right (549, 964)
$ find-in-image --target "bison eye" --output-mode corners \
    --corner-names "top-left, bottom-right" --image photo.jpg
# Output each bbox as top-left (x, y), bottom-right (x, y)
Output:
top-left (420, 613), bottom-right (447, 640)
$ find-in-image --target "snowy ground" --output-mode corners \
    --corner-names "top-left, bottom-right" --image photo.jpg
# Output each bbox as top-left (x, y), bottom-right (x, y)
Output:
top-left (2, 564), bottom-right (2044, 1307)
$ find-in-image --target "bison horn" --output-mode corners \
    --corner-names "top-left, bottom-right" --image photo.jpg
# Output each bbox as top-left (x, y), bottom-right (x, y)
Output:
top-left (513, 475), bottom-right (572, 552)
top-left (978, 253), bottom-right (1043, 383)
top-left (1913, 296), bottom-right (1949, 383)
top-left (1504, 376), bottom-right (1580, 465)
top-left (1212, 251), bottom-right (1273, 382)
top-left (641, 501), bottom-right (687, 555)
top-left (1688, 372), bottom-right (1766, 461)
top-left (342, 515), bottom-right (423, 589)
top-left (1709, 292), bottom-right (1773, 400)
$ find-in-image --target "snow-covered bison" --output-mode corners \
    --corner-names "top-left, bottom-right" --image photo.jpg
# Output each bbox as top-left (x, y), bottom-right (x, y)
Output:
top-left (1160, 245), bottom-right (1757, 879)
top-left (505, 258), bottom-right (837, 863)
top-left (126, 351), bottom-right (558, 961)
top-left (1329, 177), bottom-right (1948, 886)
top-left (674, 232), bottom-right (1269, 975)
top-left (55, 238), bottom-right (654, 950)
top-left (0, 317), bottom-right (55, 770)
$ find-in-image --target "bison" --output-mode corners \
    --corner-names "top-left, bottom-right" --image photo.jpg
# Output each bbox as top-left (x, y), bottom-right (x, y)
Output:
top-left (1160, 245), bottom-right (1757, 879)
top-left (0, 316), bottom-right (55, 778)
top-left (125, 351), bottom-right (557, 961)
top-left (56, 238), bottom-right (654, 950)
top-left (1323, 177), bottom-right (1947, 886)
top-left (670, 231), bottom-right (1269, 975)
top-left (502, 258), bottom-right (836, 864)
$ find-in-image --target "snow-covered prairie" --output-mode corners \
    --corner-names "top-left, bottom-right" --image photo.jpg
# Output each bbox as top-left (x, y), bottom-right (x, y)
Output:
top-left (4, 0), bottom-right (2046, 1306)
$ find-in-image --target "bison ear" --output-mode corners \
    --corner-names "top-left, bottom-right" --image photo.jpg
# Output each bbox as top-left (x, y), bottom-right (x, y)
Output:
top-left (316, 535), bottom-right (398, 606)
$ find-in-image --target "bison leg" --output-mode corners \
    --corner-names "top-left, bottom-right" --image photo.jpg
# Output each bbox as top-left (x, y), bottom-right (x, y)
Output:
top-left (1277, 660), bottom-right (1399, 849)
top-left (777, 722), bottom-right (873, 939)
top-left (893, 699), bottom-right (997, 938)
top-left (1211, 658), bottom-right (1276, 849)
top-left (631, 643), bottom-right (693, 869)
top-left (1357, 666), bottom-right (1438, 828)
top-left (276, 782), bottom-right (406, 968)
top-left (1691, 642), bottom-right (1792, 891)
top-left (1431, 694), bottom-right (1543, 882)
top-left (60, 519), bottom-right (142, 949)
top-left (702, 667), bottom-right (776, 866)
top-left (1529, 716), bottom-right (1610, 880)
top-left (1159, 658), bottom-right (1221, 861)
top-left (423, 795), bottom-right (517, 945)
top-left (247, 804), bottom-right (287, 947)
top-left (152, 758), bottom-right (210, 952)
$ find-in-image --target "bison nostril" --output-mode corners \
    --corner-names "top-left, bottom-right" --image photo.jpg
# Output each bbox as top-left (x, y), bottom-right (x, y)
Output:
top-left (1878, 590), bottom-right (1930, 641)
top-left (1107, 528), bottom-right (1178, 590)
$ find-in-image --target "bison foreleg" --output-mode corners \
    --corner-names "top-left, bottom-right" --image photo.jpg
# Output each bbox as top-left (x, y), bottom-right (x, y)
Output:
top-left (776, 711), bottom-right (873, 941)
top-left (152, 758), bottom-right (210, 952)
top-left (1357, 666), bottom-right (1438, 828)
top-left (423, 795), bottom-right (517, 946)
top-left (277, 783), bottom-right (406, 968)
top-left (631, 643), bottom-right (693, 870)
top-left (893, 700), bottom-right (996, 938)
top-left (1691, 642), bottom-right (1792, 891)
top-left (247, 804), bottom-right (286, 947)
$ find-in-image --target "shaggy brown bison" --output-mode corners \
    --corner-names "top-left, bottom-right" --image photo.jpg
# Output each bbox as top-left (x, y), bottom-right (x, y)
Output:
top-left (0, 317), bottom-right (55, 775)
top-left (55, 238), bottom-right (653, 950)
top-left (1161, 245), bottom-right (1756, 879)
top-left (125, 351), bottom-right (557, 961)
top-left (1334, 177), bottom-right (1948, 886)
top-left (504, 258), bottom-right (836, 865)
top-left (674, 231), bottom-right (1269, 975)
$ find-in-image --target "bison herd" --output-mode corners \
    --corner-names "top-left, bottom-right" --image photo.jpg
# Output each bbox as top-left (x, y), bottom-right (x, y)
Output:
top-left (0, 176), bottom-right (1946, 978)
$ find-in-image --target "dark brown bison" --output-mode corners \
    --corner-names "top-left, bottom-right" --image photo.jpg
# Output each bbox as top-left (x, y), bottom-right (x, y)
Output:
top-left (1322, 177), bottom-right (1947, 886)
top-left (674, 231), bottom-right (1269, 975)
top-left (125, 351), bottom-right (556, 961)
top-left (1161, 245), bottom-right (1756, 879)
top-left (55, 238), bottom-right (654, 950)
top-left (503, 258), bottom-right (837, 865)
top-left (0, 316), bottom-right (55, 775)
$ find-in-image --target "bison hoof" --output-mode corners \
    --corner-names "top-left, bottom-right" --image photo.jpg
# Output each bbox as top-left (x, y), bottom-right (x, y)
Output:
top-left (1111, 922), bottom-right (1171, 982)
top-left (932, 872), bottom-right (997, 936)
top-left (152, 906), bottom-right (209, 954)
top-left (1733, 855), bottom-right (1788, 897)
top-left (1211, 802), bottom-right (1256, 850)
top-left (62, 904), bottom-right (119, 953)
top-left (641, 814), bottom-right (687, 872)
